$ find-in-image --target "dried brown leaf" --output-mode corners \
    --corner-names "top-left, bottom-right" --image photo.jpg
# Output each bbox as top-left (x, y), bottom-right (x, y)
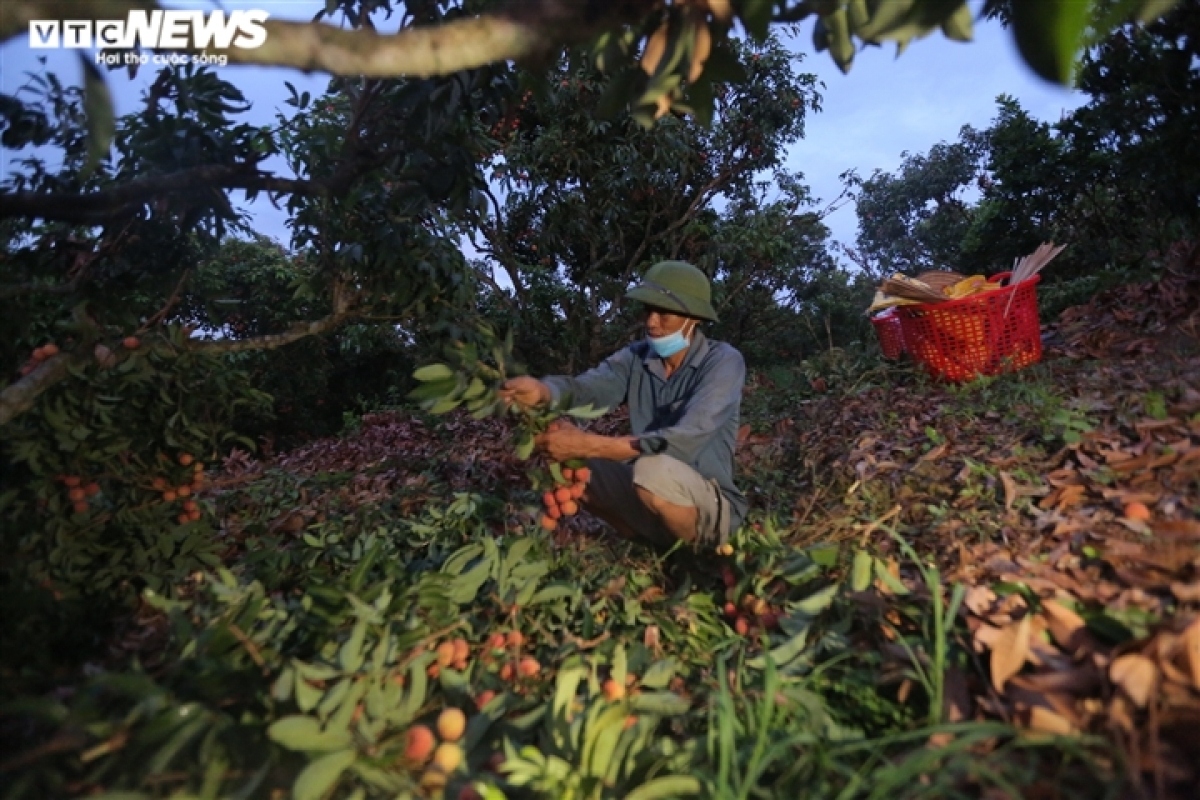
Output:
top-left (643, 625), bottom-right (661, 652)
top-left (990, 615), bottom-right (1032, 692)
top-left (1109, 653), bottom-right (1158, 708)
top-left (688, 21), bottom-right (711, 83)
top-left (641, 23), bottom-right (670, 75)
top-left (999, 471), bottom-right (1018, 512)
top-left (1040, 599), bottom-right (1088, 653)
top-left (1025, 705), bottom-right (1076, 735)
top-left (1181, 618), bottom-right (1200, 690)
top-left (963, 585), bottom-right (997, 616)
top-left (920, 443), bottom-right (948, 463)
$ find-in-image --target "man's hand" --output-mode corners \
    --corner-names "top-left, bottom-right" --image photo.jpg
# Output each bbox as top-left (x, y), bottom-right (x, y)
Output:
top-left (498, 376), bottom-right (550, 409)
top-left (535, 419), bottom-right (585, 462)
top-left (538, 419), bottom-right (641, 462)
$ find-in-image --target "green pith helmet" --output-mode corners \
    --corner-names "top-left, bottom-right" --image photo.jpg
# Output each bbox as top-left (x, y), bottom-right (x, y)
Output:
top-left (625, 260), bottom-right (719, 322)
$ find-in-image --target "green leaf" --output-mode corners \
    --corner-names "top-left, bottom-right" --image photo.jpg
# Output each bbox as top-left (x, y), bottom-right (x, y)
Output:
top-left (629, 691), bottom-right (690, 716)
top-left (339, 618), bottom-right (368, 672)
top-left (462, 377), bottom-right (487, 401)
top-left (874, 558), bottom-right (910, 595)
top-left (825, 9), bottom-right (856, 72)
top-left (272, 667), bottom-right (296, 702)
top-left (807, 543), bottom-right (839, 568)
top-left (408, 378), bottom-right (456, 402)
top-left (1134, 0), bottom-right (1181, 23)
top-left (851, 549), bottom-right (873, 592)
top-left (1012, 0), bottom-right (1094, 84)
top-left (268, 716), bottom-right (353, 752)
top-left (428, 395), bottom-right (461, 415)
top-left (514, 431), bottom-right (535, 460)
top-left (414, 364), bottom-right (454, 382)
top-left (702, 40), bottom-right (747, 83)
top-left (449, 560), bottom-right (492, 604)
top-left (625, 776), bottom-right (702, 800)
top-left (858, 0), bottom-right (917, 39)
top-left (565, 403), bottom-right (609, 420)
top-left (553, 662), bottom-right (587, 722)
top-left (1085, 611), bottom-right (1135, 645)
top-left (79, 55), bottom-right (114, 174)
top-left (812, 16), bottom-right (829, 52)
top-left (292, 749), bottom-right (356, 800)
top-left (686, 68), bottom-right (715, 127)
top-left (791, 583), bottom-right (838, 616)
top-left (392, 659), bottom-right (429, 725)
top-left (596, 66), bottom-right (641, 120)
top-left (747, 627), bottom-right (809, 670)
top-left (316, 678), bottom-right (352, 723)
top-left (581, 705), bottom-right (626, 776)
top-left (147, 715), bottom-right (208, 773)
top-left (940, 1), bottom-right (973, 42)
top-left (738, 0), bottom-right (773, 40)
top-left (442, 544), bottom-right (483, 576)
top-left (848, 0), bottom-right (871, 30)
top-left (295, 678), bottom-right (324, 713)
top-left (584, 707), bottom-right (625, 778)
top-left (294, 661), bottom-right (344, 682)
top-left (529, 584), bottom-right (576, 605)
top-left (639, 659), bottom-right (677, 690)
top-left (611, 643), bottom-right (628, 689)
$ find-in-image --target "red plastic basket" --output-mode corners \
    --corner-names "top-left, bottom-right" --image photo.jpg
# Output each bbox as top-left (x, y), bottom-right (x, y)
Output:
top-left (870, 309), bottom-right (906, 359)
top-left (894, 272), bottom-right (1042, 382)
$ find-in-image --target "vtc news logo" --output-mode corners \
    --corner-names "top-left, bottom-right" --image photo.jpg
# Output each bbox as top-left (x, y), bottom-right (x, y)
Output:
top-left (29, 10), bottom-right (269, 50)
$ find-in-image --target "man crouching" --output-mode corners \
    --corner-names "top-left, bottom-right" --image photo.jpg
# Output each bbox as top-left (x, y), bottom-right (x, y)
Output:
top-left (499, 261), bottom-right (747, 549)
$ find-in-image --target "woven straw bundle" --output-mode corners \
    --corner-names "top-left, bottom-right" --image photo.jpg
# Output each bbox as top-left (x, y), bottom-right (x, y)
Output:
top-left (916, 270), bottom-right (966, 292)
top-left (880, 274), bottom-right (948, 304)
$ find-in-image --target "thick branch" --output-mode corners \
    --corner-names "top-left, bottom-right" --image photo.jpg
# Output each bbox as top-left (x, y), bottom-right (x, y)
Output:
top-left (221, 2), bottom-right (654, 77)
top-left (2, 1), bottom-right (656, 79)
top-left (230, 16), bottom-right (540, 77)
top-left (471, 262), bottom-right (519, 312)
top-left (0, 309), bottom-right (357, 426)
top-left (189, 309), bottom-right (355, 355)
top-left (0, 164), bottom-right (318, 224)
top-left (477, 183), bottom-right (527, 300)
top-left (0, 280), bottom-right (79, 299)
top-left (0, 354), bottom-right (75, 426)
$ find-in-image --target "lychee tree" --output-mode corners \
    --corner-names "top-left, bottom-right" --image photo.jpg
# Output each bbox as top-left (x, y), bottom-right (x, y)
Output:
top-left (471, 34), bottom-right (837, 374)
top-left (0, 5), bottom-right (511, 601)
top-left (0, 2), bottom-right (1183, 125)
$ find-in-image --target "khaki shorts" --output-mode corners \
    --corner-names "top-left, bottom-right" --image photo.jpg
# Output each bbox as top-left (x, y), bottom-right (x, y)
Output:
top-left (584, 454), bottom-right (730, 548)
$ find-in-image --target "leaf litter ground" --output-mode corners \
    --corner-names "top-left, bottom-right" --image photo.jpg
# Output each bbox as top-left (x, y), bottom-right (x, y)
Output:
top-left (224, 260), bottom-right (1200, 796)
top-left (7, 253), bottom-right (1199, 799)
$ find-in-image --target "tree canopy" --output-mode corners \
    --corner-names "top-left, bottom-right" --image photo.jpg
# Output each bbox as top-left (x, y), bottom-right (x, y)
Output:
top-left (848, 0), bottom-right (1199, 294)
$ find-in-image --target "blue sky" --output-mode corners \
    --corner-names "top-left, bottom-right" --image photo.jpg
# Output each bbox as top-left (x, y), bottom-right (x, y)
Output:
top-left (784, 12), bottom-right (1083, 245)
top-left (0, 1), bottom-right (1084, 252)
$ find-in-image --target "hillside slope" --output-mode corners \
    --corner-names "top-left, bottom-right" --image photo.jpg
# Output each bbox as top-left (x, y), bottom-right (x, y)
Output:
top-left (3, 250), bottom-right (1198, 799)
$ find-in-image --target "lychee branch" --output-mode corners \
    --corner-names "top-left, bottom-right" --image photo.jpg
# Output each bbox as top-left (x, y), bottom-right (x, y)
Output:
top-left (0, 353), bottom-right (74, 426)
top-left (189, 308), bottom-right (358, 355)
top-left (0, 164), bottom-right (340, 224)
top-left (218, 0), bottom-right (655, 78)
top-left (0, 280), bottom-right (81, 300)
top-left (0, 308), bottom-right (358, 426)
top-left (0, 0), bottom-right (656, 81)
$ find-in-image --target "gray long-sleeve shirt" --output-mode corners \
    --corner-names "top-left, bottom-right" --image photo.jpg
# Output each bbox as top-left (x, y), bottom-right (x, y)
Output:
top-left (542, 330), bottom-right (748, 532)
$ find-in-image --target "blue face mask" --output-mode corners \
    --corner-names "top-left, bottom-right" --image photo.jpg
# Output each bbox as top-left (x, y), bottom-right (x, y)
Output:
top-left (648, 323), bottom-right (693, 358)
